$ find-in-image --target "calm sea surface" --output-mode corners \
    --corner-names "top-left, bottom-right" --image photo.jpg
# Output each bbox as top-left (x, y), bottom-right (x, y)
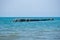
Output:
top-left (0, 17), bottom-right (60, 40)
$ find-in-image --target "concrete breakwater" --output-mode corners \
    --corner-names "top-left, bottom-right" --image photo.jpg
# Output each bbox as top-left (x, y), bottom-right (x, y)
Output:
top-left (13, 18), bottom-right (54, 22)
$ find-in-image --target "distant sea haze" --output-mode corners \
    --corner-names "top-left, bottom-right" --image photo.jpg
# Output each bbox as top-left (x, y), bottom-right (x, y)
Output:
top-left (0, 17), bottom-right (60, 40)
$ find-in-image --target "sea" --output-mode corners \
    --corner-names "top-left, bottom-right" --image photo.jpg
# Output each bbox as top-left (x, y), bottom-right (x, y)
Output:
top-left (0, 17), bottom-right (60, 40)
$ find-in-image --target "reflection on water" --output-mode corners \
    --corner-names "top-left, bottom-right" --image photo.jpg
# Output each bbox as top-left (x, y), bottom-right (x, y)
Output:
top-left (0, 30), bottom-right (60, 40)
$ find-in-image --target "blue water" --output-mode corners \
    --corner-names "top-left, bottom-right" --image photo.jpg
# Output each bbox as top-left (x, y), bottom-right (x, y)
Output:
top-left (0, 17), bottom-right (60, 40)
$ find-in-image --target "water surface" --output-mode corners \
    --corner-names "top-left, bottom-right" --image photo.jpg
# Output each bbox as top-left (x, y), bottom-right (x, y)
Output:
top-left (0, 17), bottom-right (60, 40)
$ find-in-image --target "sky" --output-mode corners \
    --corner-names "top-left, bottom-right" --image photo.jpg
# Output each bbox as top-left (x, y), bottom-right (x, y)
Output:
top-left (0, 0), bottom-right (60, 17)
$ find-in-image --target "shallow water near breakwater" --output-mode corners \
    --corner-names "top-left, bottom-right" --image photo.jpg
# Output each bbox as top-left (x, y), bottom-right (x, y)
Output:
top-left (0, 17), bottom-right (60, 40)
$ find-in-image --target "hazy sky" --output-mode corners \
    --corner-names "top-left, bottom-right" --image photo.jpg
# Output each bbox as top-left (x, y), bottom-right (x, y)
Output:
top-left (0, 0), bottom-right (60, 17)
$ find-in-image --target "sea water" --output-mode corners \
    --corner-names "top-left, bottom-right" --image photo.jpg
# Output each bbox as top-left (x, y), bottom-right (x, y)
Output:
top-left (0, 17), bottom-right (60, 40)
